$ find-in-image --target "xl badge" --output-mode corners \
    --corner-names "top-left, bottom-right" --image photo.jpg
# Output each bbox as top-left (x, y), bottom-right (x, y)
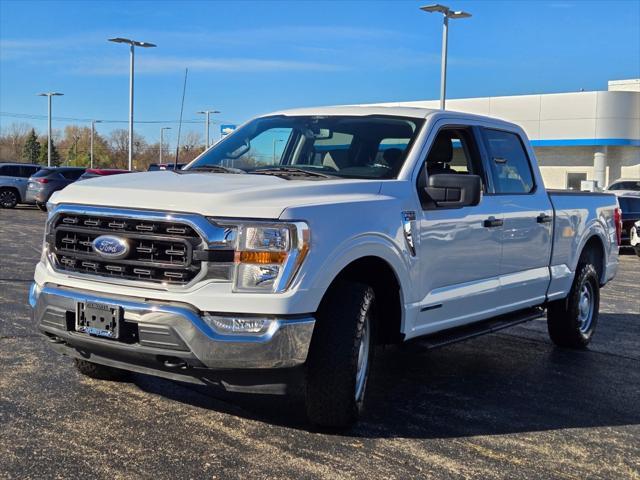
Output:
top-left (92, 235), bottom-right (130, 259)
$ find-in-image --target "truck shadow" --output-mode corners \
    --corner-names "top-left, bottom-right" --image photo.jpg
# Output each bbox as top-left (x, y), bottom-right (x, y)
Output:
top-left (132, 313), bottom-right (640, 438)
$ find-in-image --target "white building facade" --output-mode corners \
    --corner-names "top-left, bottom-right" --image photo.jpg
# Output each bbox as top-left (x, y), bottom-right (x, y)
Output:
top-left (375, 79), bottom-right (640, 189)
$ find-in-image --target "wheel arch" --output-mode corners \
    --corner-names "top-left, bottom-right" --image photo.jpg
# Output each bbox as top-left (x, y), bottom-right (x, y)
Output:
top-left (577, 234), bottom-right (606, 285)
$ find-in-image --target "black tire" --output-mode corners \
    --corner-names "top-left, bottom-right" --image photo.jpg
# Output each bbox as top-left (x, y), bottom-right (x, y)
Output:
top-left (36, 202), bottom-right (47, 212)
top-left (0, 188), bottom-right (19, 209)
top-left (547, 263), bottom-right (600, 348)
top-left (305, 280), bottom-right (375, 428)
top-left (635, 247), bottom-right (640, 258)
top-left (74, 359), bottom-right (130, 381)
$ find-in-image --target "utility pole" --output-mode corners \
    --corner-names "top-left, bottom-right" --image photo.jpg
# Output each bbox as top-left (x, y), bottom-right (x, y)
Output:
top-left (90, 120), bottom-right (102, 169)
top-left (160, 127), bottom-right (171, 164)
top-left (197, 110), bottom-right (220, 148)
top-left (37, 92), bottom-right (64, 167)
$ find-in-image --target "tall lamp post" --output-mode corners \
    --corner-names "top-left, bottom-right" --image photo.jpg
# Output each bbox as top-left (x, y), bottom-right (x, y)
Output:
top-left (420, 4), bottom-right (471, 110)
top-left (108, 37), bottom-right (156, 170)
top-left (196, 110), bottom-right (220, 148)
top-left (272, 138), bottom-right (284, 163)
top-left (90, 120), bottom-right (102, 168)
top-left (160, 127), bottom-right (171, 164)
top-left (37, 92), bottom-right (64, 167)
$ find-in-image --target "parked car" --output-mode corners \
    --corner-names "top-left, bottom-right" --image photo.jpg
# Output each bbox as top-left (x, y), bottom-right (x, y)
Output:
top-left (618, 194), bottom-right (640, 246)
top-left (148, 163), bottom-right (186, 171)
top-left (26, 167), bottom-right (85, 211)
top-left (30, 106), bottom-right (621, 427)
top-left (630, 220), bottom-right (640, 257)
top-left (607, 178), bottom-right (640, 196)
top-left (0, 162), bottom-right (41, 208)
top-left (78, 169), bottom-right (130, 181)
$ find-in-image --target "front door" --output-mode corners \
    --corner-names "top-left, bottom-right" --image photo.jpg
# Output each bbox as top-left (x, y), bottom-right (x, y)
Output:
top-left (413, 125), bottom-right (504, 336)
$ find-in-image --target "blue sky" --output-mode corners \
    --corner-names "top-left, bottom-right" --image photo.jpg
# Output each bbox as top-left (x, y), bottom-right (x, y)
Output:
top-left (1, 0), bottom-right (639, 147)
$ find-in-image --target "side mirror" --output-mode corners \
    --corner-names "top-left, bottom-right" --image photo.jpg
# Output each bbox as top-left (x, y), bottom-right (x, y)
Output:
top-left (424, 173), bottom-right (482, 209)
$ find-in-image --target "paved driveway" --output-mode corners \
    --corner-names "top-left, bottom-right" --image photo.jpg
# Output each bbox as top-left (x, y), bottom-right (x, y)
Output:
top-left (1, 206), bottom-right (638, 479)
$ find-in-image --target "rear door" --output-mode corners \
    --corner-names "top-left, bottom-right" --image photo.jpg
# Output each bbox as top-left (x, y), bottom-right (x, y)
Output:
top-left (479, 128), bottom-right (553, 309)
top-left (413, 124), bottom-right (504, 335)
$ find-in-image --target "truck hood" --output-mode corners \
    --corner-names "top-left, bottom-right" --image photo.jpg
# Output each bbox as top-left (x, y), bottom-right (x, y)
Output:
top-left (51, 171), bottom-right (383, 218)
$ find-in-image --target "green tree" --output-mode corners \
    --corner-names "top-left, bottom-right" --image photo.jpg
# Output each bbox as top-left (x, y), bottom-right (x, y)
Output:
top-left (39, 139), bottom-right (62, 166)
top-left (22, 129), bottom-right (41, 163)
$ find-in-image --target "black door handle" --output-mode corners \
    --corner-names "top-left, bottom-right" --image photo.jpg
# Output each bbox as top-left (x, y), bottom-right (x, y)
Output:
top-left (483, 218), bottom-right (503, 228)
top-left (537, 213), bottom-right (552, 224)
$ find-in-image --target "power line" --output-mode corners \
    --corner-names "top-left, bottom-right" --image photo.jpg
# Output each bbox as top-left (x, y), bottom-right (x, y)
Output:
top-left (0, 111), bottom-right (228, 125)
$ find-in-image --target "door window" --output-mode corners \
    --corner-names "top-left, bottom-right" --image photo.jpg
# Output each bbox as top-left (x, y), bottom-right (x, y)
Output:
top-left (481, 129), bottom-right (535, 194)
top-left (0, 165), bottom-right (20, 176)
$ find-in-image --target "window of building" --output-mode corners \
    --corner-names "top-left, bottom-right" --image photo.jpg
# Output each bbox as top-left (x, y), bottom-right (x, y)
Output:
top-left (566, 172), bottom-right (587, 190)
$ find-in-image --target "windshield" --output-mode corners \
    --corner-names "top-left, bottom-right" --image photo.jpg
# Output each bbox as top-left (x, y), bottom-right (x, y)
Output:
top-left (186, 115), bottom-right (424, 179)
top-left (609, 181), bottom-right (640, 191)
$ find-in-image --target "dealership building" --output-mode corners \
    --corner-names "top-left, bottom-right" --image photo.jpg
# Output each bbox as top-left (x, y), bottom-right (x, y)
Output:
top-left (375, 78), bottom-right (640, 190)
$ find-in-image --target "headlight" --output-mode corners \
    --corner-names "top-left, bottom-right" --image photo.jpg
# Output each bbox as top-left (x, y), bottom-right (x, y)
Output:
top-left (210, 219), bottom-right (310, 293)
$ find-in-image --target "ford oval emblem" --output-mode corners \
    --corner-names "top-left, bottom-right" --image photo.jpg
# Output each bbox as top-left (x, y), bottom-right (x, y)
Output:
top-left (92, 235), bottom-right (130, 259)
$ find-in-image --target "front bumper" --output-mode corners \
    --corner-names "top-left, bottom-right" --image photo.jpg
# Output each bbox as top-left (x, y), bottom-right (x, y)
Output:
top-left (30, 283), bottom-right (315, 374)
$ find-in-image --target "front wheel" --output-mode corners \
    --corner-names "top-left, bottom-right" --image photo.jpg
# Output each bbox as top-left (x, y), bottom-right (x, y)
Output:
top-left (547, 263), bottom-right (600, 348)
top-left (0, 188), bottom-right (18, 208)
top-left (305, 280), bottom-right (375, 428)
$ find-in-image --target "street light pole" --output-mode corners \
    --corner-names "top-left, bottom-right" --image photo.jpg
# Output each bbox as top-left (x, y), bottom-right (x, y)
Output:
top-left (108, 37), bottom-right (156, 170)
top-left (272, 138), bottom-right (284, 163)
top-left (420, 4), bottom-right (471, 110)
top-left (37, 92), bottom-right (64, 167)
top-left (90, 120), bottom-right (102, 169)
top-left (197, 110), bottom-right (220, 148)
top-left (160, 127), bottom-right (171, 164)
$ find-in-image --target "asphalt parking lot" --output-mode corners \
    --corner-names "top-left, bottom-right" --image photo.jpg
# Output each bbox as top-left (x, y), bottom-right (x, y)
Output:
top-left (1, 206), bottom-right (639, 480)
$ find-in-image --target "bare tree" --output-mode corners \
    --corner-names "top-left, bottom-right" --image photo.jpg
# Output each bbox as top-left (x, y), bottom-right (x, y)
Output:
top-left (0, 122), bottom-right (32, 161)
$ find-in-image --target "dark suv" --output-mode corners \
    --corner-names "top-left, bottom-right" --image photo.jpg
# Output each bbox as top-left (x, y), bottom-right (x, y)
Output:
top-left (0, 162), bottom-right (41, 208)
top-left (26, 167), bottom-right (86, 211)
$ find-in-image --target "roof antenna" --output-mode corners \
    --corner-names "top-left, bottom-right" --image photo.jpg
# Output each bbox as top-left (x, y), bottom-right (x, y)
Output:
top-left (174, 67), bottom-right (188, 168)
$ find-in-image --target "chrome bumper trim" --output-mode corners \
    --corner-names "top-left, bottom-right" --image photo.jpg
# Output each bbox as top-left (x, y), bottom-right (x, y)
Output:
top-left (31, 284), bottom-right (315, 369)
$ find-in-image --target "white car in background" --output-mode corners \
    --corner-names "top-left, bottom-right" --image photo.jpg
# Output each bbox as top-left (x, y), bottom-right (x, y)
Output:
top-left (631, 220), bottom-right (640, 257)
top-left (607, 178), bottom-right (640, 197)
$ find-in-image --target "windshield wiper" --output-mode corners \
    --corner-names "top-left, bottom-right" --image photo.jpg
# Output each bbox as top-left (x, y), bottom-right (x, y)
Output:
top-left (250, 166), bottom-right (334, 179)
top-left (184, 165), bottom-right (246, 174)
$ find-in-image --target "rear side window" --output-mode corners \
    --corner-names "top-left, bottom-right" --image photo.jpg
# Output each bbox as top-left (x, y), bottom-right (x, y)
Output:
top-left (18, 165), bottom-right (39, 177)
top-left (60, 169), bottom-right (85, 180)
top-left (482, 129), bottom-right (534, 194)
top-left (33, 168), bottom-right (55, 178)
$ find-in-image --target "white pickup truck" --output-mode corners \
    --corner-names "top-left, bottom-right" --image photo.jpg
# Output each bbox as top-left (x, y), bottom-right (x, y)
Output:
top-left (30, 106), bottom-right (621, 427)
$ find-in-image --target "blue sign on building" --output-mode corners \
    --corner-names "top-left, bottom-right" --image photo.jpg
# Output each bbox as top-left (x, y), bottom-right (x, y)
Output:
top-left (220, 124), bottom-right (237, 137)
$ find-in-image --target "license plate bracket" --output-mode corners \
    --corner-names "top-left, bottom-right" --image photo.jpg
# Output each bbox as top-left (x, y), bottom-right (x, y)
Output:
top-left (76, 301), bottom-right (122, 339)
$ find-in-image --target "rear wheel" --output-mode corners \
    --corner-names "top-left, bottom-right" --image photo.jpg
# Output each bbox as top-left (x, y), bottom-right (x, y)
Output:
top-left (36, 202), bottom-right (47, 212)
top-left (74, 359), bottom-right (130, 381)
top-left (305, 280), bottom-right (375, 428)
top-left (0, 188), bottom-right (18, 208)
top-left (547, 262), bottom-right (600, 348)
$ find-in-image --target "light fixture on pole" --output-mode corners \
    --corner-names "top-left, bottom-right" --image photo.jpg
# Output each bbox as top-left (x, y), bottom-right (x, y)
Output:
top-left (90, 120), bottom-right (102, 169)
top-left (420, 4), bottom-right (471, 110)
top-left (160, 127), bottom-right (171, 164)
top-left (37, 92), bottom-right (64, 167)
top-left (108, 37), bottom-right (156, 170)
top-left (196, 110), bottom-right (220, 148)
top-left (272, 138), bottom-right (284, 163)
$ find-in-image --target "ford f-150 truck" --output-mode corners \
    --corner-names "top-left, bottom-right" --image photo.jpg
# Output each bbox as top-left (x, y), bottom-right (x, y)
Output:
top-left (30, 106), bottom-right (621, 427)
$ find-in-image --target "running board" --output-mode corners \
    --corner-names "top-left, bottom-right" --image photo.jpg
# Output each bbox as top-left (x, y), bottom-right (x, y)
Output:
top-left (411, 307), bottom-right (545, 350)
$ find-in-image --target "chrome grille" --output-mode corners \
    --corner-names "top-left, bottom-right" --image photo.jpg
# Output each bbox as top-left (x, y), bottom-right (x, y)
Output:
top-left (50, 213), bottom-right (207, 285)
